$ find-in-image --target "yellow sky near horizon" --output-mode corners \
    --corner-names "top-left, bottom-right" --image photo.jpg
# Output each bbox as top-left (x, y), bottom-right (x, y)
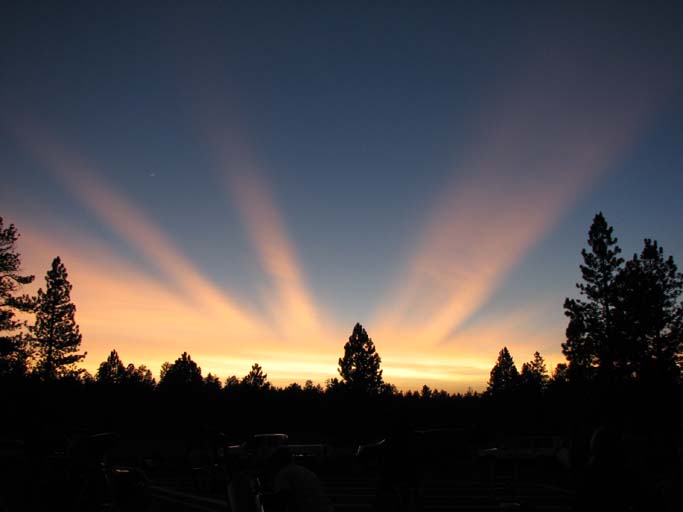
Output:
top-left (4, 53), bottom-right (662, 392)
top-left (14, 217), bottom-right (565, 393)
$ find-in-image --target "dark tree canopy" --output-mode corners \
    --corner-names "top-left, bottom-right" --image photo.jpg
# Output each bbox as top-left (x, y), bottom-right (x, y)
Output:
top-left (552, 363), bottom-right (569, 385)
top-left (615, 239), bottom-right (683, 382)
top-left (96, 349), bottom-right (155, 388)
top-left (487, 346), bottom-right (519, 394)
top-left (520, 351), bottom-right (549, 391)
top-left (205, 372), bottom-right (222, 392)
top-left (241, 362), bottom-right (269, 390)
top-left (29, 257), bottom-right (85, 379)
top-left (158, 352), bottom-right (203, 391)
top-left (338, 323), bottom-right (383, 394)
top-left (224, 375), bottom-right (240, 389)
top-left (303, 379), bottom-right (323, 394)
top-left (563, 214), bottom-right (683, 385)
top-left (96, 349), bottom-right (126, 384)
top-left (563, 213), bottom-right (624, 382)
top-left (0, 218), bottom-right (35, 377)
top-left (125, 363), bottom-right (155, 388)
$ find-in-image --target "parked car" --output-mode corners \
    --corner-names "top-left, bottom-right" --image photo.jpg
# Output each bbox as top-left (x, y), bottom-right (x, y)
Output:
top-left (225, 433), bottom-right (289, 469)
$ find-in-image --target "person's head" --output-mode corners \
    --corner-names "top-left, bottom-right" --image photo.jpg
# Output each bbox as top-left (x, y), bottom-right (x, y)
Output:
top-left (389, 422), bottom-right (414, 443)
top-left (590, 426), bottom-right (620, 461)
top-left (269, 446), bottom-right (293, 473)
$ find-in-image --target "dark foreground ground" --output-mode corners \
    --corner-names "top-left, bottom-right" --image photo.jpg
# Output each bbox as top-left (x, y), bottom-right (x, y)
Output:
top-left (142, 444), bottom-right (577, 512)
top-left (0, 430), bottom-right (579, 512)
top-left (148, 471), bottom-right (575, 512)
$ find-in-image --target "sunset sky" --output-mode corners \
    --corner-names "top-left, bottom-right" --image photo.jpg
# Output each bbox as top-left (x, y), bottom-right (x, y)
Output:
top-left (2, 1), bottom-right (682, 391)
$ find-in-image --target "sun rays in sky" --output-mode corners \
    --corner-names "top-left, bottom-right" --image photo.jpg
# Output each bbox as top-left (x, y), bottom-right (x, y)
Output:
top-left (6, 81), bottom-right (665, 391)
top-left (3, 3), bottom-right (681, 391)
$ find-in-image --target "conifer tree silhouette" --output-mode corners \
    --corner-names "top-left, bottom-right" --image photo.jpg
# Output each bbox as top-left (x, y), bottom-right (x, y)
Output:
top-left (158, 352), bottom-right (203, 391)
top-left (616, 239), bottom-right (683, 382)
top-left (0, 217), bottom-right (35, 377)
top-left (338, 323), bottom-right (383, 394)
top-left (241, 362), bottom-right (269, 389)
top-left (487, 346), bottom-right (518, 394)
top-left (520, 351), bottom-right (549, 391)
top-left (30, 257), bottom-right (85, 379)
top-left (563, 213), bottom-right (623, 382)
top-left (96, 349), bottom-right (126, 384)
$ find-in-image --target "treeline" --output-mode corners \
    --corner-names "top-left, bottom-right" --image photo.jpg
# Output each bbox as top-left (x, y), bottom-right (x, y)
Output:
top-left (486, 212), bottom-right (683, 397)
top-left (1, 212), bottom-right (683, 400)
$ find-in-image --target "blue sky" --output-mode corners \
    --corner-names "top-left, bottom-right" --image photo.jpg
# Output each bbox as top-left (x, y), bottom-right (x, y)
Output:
top-left (2, 1), bottom-right (682, 390)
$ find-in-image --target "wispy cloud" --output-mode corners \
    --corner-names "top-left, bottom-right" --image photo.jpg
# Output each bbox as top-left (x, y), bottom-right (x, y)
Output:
top-left (374, 35), bottom-right (673, 350)
top-left (188, 88), bottom-right (329, 346)
top-left (7, 116), bottom-right (336, 380)
top-left (19, 224), bottom-right (179, 343)
top-left (225, 168), bottom-right (325, 343)
top-left (16, 220), bottom-right (293, 377)
top-left (8, 118), bottom-right (268, 341)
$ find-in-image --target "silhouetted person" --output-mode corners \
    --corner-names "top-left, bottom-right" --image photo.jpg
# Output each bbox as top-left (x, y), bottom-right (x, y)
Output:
top-left (621, 426), bottom-right (678, 511)
top-left (227, 464), bottom-right (260, 512)
top-left (265, 447), bottom-right (333, 512)
top-left (375, 425), bottom-right (424, 512)
top-left (575, 425), bottom-right (641, 511)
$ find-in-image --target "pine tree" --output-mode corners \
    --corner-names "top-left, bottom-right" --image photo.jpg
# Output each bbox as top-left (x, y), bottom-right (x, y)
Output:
top-left (0, 218), bottom-right (35, 377)
top-left (615, 239), bottom-right (683, 382)
top-left (125, 364), bottom-right (155, 388)
top-left (158, 352), bottom-right (203, 392)
top-left (30, 257), bottom-right (85, 379)
top-left (241, 362), bottom-right (269, 390)
top-left (563, 213), bottom-right (624, 382)
top-left (338, 323), bottom-right (383, 394)
top-left (303, 379), bottom-right (322, 394)
top-left (487, 346), bottom-right (519, 394)
top-left (160, 361), bottom-right (172, 381)
top-left (224, 375), bottom-right (240, 389)
top-left (96, 349), bottom-right (126, 384)
top-left (205, 373), bottom-right (222, 392)
top-left (520, 351), bottom-right (549, 391)
top-left (551, 363), bottom-right (569, 385)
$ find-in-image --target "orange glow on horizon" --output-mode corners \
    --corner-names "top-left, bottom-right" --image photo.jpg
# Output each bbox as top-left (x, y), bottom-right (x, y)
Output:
top-left (5, 38), bottom-right (673, 393)
top-left (12, 218), bottom-right (567, 392)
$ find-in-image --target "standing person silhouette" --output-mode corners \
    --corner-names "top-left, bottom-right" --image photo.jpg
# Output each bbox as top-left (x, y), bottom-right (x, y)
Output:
top-left (266, 447), bottom-right (333, 512)
top-left (375, 425), bottom-right (424, 512)
top-left (575, 426), bottom-right (639, 511)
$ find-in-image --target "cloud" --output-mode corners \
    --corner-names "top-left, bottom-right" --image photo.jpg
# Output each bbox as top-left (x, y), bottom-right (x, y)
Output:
top-left (373, 30), bottom-right (674, 351)
top-left (16, 222), bottom-right (209, 370)
top-left (7, 118), bottom-right (336, 382)
top-left (187, 86), bottom-right (329, 346)
top-left (225, 169), bottom-right (326, 344)
top-left (8, 117), bottom-right (268, 342)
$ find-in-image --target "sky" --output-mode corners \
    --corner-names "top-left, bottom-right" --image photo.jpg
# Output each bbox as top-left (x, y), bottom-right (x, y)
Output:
top-left (1, 1), bottom-right (682, 391)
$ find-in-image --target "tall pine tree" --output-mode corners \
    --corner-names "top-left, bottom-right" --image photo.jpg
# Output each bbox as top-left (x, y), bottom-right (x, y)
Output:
top-left (615, 239), bottom-right (683, 382)
top-left (30, 257), bottom-right (85, 379)
top-left (158, 352), bottom-right (203, 392)
top-left (96, 349), bottom-right (127, 384)
top-left (520, 351), bottom-right (549, 392)
top-left (487, 346), bottom-right (519, 394)
top-left (338, 323), bottom-right (383, 394)
top-left (0, 218), bottom-right (35, 377)
top-left (241, 362), bottom-right (269, 390)
top-left (563, 213), bottom-right (624, 382)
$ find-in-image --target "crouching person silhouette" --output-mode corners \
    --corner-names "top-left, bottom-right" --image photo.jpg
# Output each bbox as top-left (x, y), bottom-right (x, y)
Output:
top-left (262, 447), bottom-right (334, 512)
